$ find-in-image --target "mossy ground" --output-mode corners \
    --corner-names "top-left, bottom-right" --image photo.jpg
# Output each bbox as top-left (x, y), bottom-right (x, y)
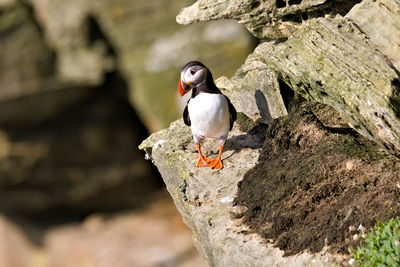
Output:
top-left (235, 101), bottom-right (400, 256)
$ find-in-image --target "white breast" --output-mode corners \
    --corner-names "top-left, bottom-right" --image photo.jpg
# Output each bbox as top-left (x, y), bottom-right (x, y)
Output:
top-left (188, 93), bottom-right (230, 141)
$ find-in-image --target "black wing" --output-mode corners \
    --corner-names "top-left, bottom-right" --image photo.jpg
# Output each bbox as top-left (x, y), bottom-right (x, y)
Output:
top-left (183, 100), bottom-right (191, 126)
top-left (225, 96), bottom-right (237, 130)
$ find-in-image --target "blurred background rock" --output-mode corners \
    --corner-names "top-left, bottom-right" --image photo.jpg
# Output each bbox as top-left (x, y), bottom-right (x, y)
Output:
top-left (0, 0), bottom-right (255, 266)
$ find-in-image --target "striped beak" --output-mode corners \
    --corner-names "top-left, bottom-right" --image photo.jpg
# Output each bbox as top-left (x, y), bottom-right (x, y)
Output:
top-left (178, 77), bottom-right (191, 96)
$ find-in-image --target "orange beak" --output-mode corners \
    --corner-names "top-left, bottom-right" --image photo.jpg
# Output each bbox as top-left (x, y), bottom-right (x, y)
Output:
top-left (178, 77), bottom-right (190, 96)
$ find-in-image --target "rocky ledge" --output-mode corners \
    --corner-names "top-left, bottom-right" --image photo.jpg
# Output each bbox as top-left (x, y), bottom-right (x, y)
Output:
top-left (140, 0), bottom-right (400, 266)
top-left (140, 103), bottom-right (400, 266)
top-left (140, 114), bottom-right (343, 266)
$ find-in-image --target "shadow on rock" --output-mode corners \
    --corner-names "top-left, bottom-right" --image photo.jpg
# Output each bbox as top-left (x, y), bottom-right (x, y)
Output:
top-left (223, 124), bottom-right (268, 160)
top-left (234, 101), bottom-right (400, 256)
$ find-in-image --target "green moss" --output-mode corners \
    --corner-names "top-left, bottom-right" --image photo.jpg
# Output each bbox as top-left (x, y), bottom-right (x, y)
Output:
top-left (338, 135), bottom-right (386, 161)
top-left (236, 112), bottom-right (257, 132)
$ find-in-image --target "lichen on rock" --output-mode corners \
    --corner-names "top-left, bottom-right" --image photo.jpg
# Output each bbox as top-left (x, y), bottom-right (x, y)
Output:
top-left (235, 101), bottom-right (400, 256)
top-left (215, 54), bottom-right (288, 124)
top-left (140, 0), bottom-right (400, 265)
top-left (252, 16), bottom-right (400, 154)
top-left (177, 0), bottom-right (362, 39)
top-left (178, 0), bottom-right (400, 154)
top-left (140, 117), bottom-right (341, 266)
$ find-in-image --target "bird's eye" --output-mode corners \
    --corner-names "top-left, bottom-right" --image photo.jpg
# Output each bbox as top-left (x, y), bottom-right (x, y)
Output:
top-left (190, 69), bottom-right (196, 75)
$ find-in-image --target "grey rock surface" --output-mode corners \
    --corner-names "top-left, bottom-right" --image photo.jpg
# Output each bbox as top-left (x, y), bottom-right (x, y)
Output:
top-left (178, 0), bottom-right (400, 154)
top-left (140, 120), bottom-right (340, 266)
top-left (346, 0), bottom-right (400, 72)
top-left (140, 0), bottom-right (400, 265)
top-left (177, 0), bottom-right (361, 39)
top-left (253, 16), bottom-right (400, 154)
top-left (0, 215), bottom-right (33, 267)
top-left (215, 54), bottom-right (287, 124)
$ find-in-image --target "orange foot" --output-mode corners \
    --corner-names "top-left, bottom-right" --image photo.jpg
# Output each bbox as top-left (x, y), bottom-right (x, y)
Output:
top-left (197, 156), bottom-right (213, 167)
top-left (208, 158), bottom-right (223, 169)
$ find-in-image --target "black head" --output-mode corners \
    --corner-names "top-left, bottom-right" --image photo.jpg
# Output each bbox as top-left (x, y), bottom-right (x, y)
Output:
top-left (178, 61), bottom-right (209, 96)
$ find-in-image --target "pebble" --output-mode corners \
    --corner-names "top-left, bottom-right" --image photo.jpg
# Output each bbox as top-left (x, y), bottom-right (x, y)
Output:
top-left (348, 225), bottom-right (356, 232)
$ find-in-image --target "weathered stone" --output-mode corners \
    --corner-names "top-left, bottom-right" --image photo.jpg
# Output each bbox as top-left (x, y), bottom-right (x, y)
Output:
top-left (177, 0), bottom-right (361, 39)
top-left (177, 1), bottom-right (400, 154)
top-left (346, 0), bottom-right (400, 72)
top-left (0, 0), bottom-right (16, 7)
top-left (0, 1), bottom-right (95, 126)
top-left (216, 54), bottom-right (287, 124)
top-left (26, 0), bottom-right (254, 132)
top-left (0, 0), bottom-right (254, 214)
top-left (251, 17), bottom-right (400, 153)
top-left (235, 101), bottom-right (400, 256)
top-left (142, 0), bottom-right (400, 265)
top-left (139, 120), bottom-right (341, 266)
top-left (28, 0), bottom-right (113, 85)
top-left (0, 1), bottom-right (57, 101)
top-left (0, 215), bottom-right (34, 267)
top-left (0, 2), bottom-right (161, 213)
top-left (0, 196), bottom-right (206, 267)
top-left (44, 195), bottom-right (207, 267)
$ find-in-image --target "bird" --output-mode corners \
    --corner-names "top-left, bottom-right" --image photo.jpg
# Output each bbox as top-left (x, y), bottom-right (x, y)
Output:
top-left (178, 61), bottom-right (237, 169)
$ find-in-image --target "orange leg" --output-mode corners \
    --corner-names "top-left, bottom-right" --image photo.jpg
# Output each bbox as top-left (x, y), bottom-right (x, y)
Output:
top-left (196, 144), bottom-right (212, 167)
top-left (208, 145), bottom-right (224, 169)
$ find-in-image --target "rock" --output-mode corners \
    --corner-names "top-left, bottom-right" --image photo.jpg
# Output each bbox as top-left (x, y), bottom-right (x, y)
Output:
top-left (139, 0), bottom-right (400, 265)
top-left (0, 215), bottom-right (34, 267)
top-left (26, 0), bottom-right (255, 132)
top-left (44, 194), bottom-right (207, 267)
top-left (0, 0), bottom-right (254, 213)
top-left (177, 0), bottom-right (361, 39)
top-left (177, 1), bottom-right (400, 155)
top-left (215, 54), bottom-right (288, 124)
top-left (0, 0), bottom-right (254, 217)
top-left (177, 1), bottom-right (400, 154)
top-left (28, 0), bottom-right (113, 85)
top-left (0, 1), bottom-right (54, 102)
top-left (0, 73), bottom-right (160, 215)
top-left (139, 119), bottom-right (341, 266)
top-left (346, 0), bottom-right (400, 72)
top-left (0, 194), bottom-right (207, 267)
top-left (0, 1), bottom-right (93, 126)
top-left (250, 17), bottom-right (400, 154)
top-left (140, 102), bottom-right (400, 266)
top-left (235, 101), bottom-right (400, 257)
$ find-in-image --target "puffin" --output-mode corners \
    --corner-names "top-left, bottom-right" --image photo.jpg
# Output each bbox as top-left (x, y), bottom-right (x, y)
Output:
top-left (178, 61), bottom-right (237, 169)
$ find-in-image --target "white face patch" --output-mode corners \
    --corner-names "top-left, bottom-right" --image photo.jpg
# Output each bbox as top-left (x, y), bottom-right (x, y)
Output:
top-left (182, 66), bottom-right (207, 86)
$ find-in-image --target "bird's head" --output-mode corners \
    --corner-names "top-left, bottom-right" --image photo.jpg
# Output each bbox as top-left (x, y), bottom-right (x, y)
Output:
top-left (178, 61), bottom-right (208, 96)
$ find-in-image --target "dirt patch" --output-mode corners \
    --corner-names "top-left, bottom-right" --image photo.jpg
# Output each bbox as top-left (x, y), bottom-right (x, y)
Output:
top-left (234, 101), bottom-right (400, 256)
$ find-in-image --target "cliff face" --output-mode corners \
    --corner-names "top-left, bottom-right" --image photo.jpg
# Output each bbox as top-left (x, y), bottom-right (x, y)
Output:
top-left (140, 0), bottom-right (400, 266)
top-left (0, 0), bottom-right (252, 215)
top-left (139, 118), bottom-right (340, 266)
top-left (25, 0), bottom-right (254, 132)
top-left (178, 0), bottom-right (400, 153)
